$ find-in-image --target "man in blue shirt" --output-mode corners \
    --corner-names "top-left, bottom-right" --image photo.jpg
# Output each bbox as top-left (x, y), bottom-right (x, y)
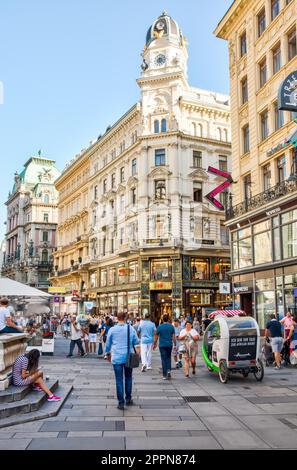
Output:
top-left (105, 312), bottom-right (140, 410)
top-left (154, 315), bottom-right (176, 380)
top-left (138, 313), bottom-right (156, 372)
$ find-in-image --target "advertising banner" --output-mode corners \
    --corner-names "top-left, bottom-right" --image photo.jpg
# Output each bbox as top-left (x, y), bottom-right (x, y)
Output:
top-left (229, 335), bottom-right (257, 361)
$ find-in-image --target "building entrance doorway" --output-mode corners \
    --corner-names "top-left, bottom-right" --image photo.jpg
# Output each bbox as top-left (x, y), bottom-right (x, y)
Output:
top-left (151, 291), bottom-right (172, 325)
top-left (240, 293), bottom-right (253, 316)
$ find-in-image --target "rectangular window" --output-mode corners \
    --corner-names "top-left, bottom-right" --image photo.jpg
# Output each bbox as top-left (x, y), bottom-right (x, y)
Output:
top-left (155, 149), bottom-right (166, 166)
top-left (244, 174), bottom-right (252, 201)
top-left (282, 222), bottom-right (297, 258)
top-left (129, 261), bottom-right (138, 282)
top-left (274, 102), bottom-right (284, 130)
top-left (260, 109), bottom-right (269, 141)
top-left (42, 231), bottom-right (48, 242)
top-left (132, 158), bottom-right (137, 176)
top-left (193, 181), bottom-right (203, 202)
top-left (120, 227), bottom-right (124, 245)
top-left (120, 167), bottom-right (125, 183)
top-left (257, 8), bottom-right (266, 37)
top-left (254, 231), bottom-right (272, 265)
top-left (238, 237), bottom-right (253, 268)
top-left (131, 188), bottom-right (136, 205)
top-left (263, 164), bottom-right (271, 190)
top-left (100, 269), bottom-right (107, 287)
top-left (241, 76), bottom-right (248, 104)
top-left (219, 155), bottom-right (228, 172)
top-left (277, 155), bottom-right (286, 182)
top-left (259, 57), bottom-right (267, 88)
top-left (272, 43), bottom-right (281, 74)
top-left (103, 179), bottom-right (107, 193)
top-left (271, 0), bottom-right (280, 21)
top-left (240, 31), bottom-right (247, 57)
top-left (243, 125), bottom-right (250, 153)
top-left (191, 258), bottom-right (209, 280)
top-left (151, 258), bottom-right (172, 281)
top-left (193, 150), bottom-right (202, 168)
top-left (43, 213), bottom-right (49, 223)
top-left (94, 185), bottom-right (98, 200)
top-left (288, 28), bottom-right (297, 61)
top-left (111, 173), bottom-right (116, 188)
top-left (155, 180), bottom-right (166, 200)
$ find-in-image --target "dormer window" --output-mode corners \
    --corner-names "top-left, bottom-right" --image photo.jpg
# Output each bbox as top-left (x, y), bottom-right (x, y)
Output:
top-left (154, 119), bottom-right (167, 134)
top-left (161, 119), bottom-right (167, 132)
top-left (154, 120), bottom-right (160, 133)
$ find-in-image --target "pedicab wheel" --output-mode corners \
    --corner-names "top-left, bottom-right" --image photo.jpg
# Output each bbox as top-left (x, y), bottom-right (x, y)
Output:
top-left (219, 360), bottom-right (229, 384)
top-left (207, 366), bottom-right (214, 372)
top-left (242, 371), bottom-right (249, 378)
top-left (254, 359), bottom-right (264, 382)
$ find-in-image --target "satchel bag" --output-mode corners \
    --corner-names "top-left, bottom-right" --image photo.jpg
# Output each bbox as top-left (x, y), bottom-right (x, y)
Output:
top-left (125, 323), bottom-right (140, 369)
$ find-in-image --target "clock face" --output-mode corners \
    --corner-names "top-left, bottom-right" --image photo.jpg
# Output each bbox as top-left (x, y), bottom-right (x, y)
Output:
top-left (155, 54), bottom-right (166, 66)
top-left (155, 20), bottom-right (165, 31)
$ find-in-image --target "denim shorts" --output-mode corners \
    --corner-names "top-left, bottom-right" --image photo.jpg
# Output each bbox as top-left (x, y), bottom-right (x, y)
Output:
top-left (271, 337), bottom-right (283, 353)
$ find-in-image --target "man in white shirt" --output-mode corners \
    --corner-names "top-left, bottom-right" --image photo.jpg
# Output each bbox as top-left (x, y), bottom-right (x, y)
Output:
top-left (0, 298), bottom-right (23, 334)
top-left (66, 315), bottom-right (86, 357)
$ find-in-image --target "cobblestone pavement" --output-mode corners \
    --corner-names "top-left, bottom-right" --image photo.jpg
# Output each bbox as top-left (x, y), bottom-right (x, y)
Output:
top-left (2, 336), bottom-right (297, 449)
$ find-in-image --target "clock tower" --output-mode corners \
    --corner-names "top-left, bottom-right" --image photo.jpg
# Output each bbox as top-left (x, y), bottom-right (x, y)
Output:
top-left (137, 12), bottom-right (189, 135)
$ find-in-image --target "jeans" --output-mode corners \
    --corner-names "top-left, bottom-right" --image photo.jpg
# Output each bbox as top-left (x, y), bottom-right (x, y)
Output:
top-left (113, 363), bottom-right (133, 406)
top-left (68, 339), bottom-right (84, 356)
top-left (159, 346), bottom-right (172, 377)
top-left (0, 326), bottom-right (21, 334)
top-left (141, 343), bottom-right (153, 368)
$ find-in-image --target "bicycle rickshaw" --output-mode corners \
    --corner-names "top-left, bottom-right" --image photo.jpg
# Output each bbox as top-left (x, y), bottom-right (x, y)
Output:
top-left (201, 310), bottom-right (264, 384)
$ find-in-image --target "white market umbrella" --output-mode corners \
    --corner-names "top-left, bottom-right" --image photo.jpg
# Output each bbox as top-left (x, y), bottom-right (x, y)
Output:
top-left (0, 277), bottom-right (52, 297)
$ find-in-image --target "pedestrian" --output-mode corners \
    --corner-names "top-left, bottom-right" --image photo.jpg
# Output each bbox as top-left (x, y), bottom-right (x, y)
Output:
top-left (153, 314), bottom-right (176, 380)
top-left (193, 317), bottom-right (200, 334)
top-left (105, 312), bottom-right (140, 410)
top-left (180, 316), bottom-right (186, 329)
top-left (81, 323), bottom-right (89, 355)
top-left (138, 313), bottom-right (156, 372)
top-left (67, 315), bottom-right (86, 358)
top-left (89, 315), bottom-right (98, 354)
top-left (202, 313), bottom-right (212, 333)
top-left (133, 317), bottom-right (141, 333)
top-left (280, 310), bottom-right (294, 340)
top-left (0, 297), bottom-right (23, 334)
top-left (287, 316), bottom-right (297, 364)
top-left (178, 320), bottom-right (200, 377)
top-left (172, 319), bottom-right (183, 369)
top-left (265, 314), bottom-right (283, 370)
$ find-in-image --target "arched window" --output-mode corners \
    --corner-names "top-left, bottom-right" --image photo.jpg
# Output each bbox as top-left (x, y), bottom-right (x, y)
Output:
top-left (154, 120), bottom-right (160, 133)
top-left (192, 123), bottom-right (197, 136)
top-left (217, 127), bottom-right (222, 140)
top-left (44, 194), bottom-right (50, 204)
top-left (198, 124), bottom-right (203, 137)
top-left (161, 119), bottom-right (167, 133)
top-left (224, 129), bottom-right (228, 141)
top-left (42, 250), bottom-right (48, 263)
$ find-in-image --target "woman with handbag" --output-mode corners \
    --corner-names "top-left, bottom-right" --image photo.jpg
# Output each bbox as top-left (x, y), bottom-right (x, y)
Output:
top-left (105, 312), bottom-right (140, 410)
top-left (178, 320), bottom-right (200, 377)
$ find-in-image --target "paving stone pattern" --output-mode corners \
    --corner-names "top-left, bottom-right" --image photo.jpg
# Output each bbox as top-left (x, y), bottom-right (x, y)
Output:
top-left (2, 336), bottom-right (297, 449)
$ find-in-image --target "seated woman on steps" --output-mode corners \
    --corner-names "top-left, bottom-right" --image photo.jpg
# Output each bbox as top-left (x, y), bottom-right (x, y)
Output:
top-left (12, 349), bottom-right (61, 402)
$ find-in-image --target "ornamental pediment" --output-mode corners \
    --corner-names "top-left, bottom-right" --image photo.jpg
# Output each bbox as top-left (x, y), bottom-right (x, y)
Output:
top-left (127, 176), bottom-right (139, 188)
top-left (188, 169), bottom-right (208, 180)
top-left (117, 184), bottom-right (126, 194)
top-left (106, 189), bottom-right (117, 199)
top-left (90, 200), bottom-right (99, 209)
top-left (148, 167), bottom-right (172, 178)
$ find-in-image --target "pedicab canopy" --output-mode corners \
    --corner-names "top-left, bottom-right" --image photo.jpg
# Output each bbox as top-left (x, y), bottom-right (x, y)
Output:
top-left (209, 310), bottom-right (245, 319)
top-left (0, 278), bottom-right (52, 297)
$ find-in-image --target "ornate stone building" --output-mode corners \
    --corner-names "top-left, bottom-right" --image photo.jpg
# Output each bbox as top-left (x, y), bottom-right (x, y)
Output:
top-left (51, 12), bottom-right (232, 321)
top-left (215, 0), bottom-right (297, 327)
top-left (1, 155), bottom-right (60, 291)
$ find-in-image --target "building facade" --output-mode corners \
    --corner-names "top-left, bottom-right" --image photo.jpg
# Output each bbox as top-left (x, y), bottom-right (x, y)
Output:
top-left (1, 156), bottom-right (60, 291)
top-left (215, 0), bottom-right (297, 328)
top-left (51, 12), bottom-right (232, 322)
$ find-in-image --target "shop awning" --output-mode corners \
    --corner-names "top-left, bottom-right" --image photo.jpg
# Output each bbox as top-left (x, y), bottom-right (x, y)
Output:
top-left (0, 278), bottom-right (52, 297)
top-left (209, 309), bottom-right (245, 319)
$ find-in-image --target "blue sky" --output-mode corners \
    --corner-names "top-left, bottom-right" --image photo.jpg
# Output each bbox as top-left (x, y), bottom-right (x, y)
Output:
top-left (0, 0), bottom-right (233, 240)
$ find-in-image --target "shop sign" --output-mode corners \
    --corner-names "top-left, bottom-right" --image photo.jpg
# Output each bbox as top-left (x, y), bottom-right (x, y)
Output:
top-left (48, 287), bottom-right (66, 294)
top-left (201, 240), bottom-right (215, 245)
top-left (149, 281), bottom-right (172, 290)
top-left (53, 296), bottom-right (60, 303)
top-left (233, 286), bottom-right (249, 294)
top-left (72, 290), bottom-right (79, 296)
top-left (266, 207), bottom-right (281, 216)
top-left (219, 283), bottom-right (231, 294)
top-left (278, 71), bottom-right (297, 111)
top-left (71, 297), bottom-right (81, 302)
top-left (84, 301), bottom-right (94, 312)
top-left (205, 166), bottom-right (233, 211)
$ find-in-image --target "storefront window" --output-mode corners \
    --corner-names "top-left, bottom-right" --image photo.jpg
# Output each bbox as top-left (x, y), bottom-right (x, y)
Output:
top-left (282, 222), bottom-right (297, 258)
top-left (253, 220), bottom-right (270, 234)
top-left (90, 272), bottom-right (98, 288)
top-left (238, 227), bottom-right (251, 239)
top-left (129, 261), bottom-right (138, 282)
top-left (151, 258), bottom-right (172, 281)
top-left (100, 269), bottom-right (107, 287)
top-left (118, 292), bottom-right (127, 313)
top-left (238, 237), bottom-right (252, 268)
top-left (108, 267), bottom-right (116, 286)
top-left (256, 291), bottom-right (275, 330)
top-left (273, 228), bottom-right (281, 261)
top-left (189, 291), bottom-right (211, 305)
top-left (108, 294), bottom-right (117, 315)
top-left (127, 291), bottom-right (139, 316)
top-left (118, 264), bottom-right (126, 284)
top-left (254, 231), bottom-right (272, 265)
top-left (191, 258), bottom-right (209, 280)
top-left (284, 275), bottom-right (297, 314)
top-left (99, 295), bottom-right (108, 312)
top-left (282, 209), bottom-right (297, 225)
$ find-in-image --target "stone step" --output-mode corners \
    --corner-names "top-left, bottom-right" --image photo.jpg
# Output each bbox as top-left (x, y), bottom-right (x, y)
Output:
top-left (0, 384), bottom-right (32, 404)
top-left (0, 384), bottom-right (73, 429)
top-left (0, 380), bottom-right (58, 419)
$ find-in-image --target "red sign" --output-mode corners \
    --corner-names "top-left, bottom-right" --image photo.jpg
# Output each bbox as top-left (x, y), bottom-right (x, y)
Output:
top-left (205, 166), bottom-right (233, 211)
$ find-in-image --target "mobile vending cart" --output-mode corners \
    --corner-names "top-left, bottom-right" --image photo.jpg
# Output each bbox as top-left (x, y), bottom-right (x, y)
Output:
top-left (202, 310), bottom-right (264, 384)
